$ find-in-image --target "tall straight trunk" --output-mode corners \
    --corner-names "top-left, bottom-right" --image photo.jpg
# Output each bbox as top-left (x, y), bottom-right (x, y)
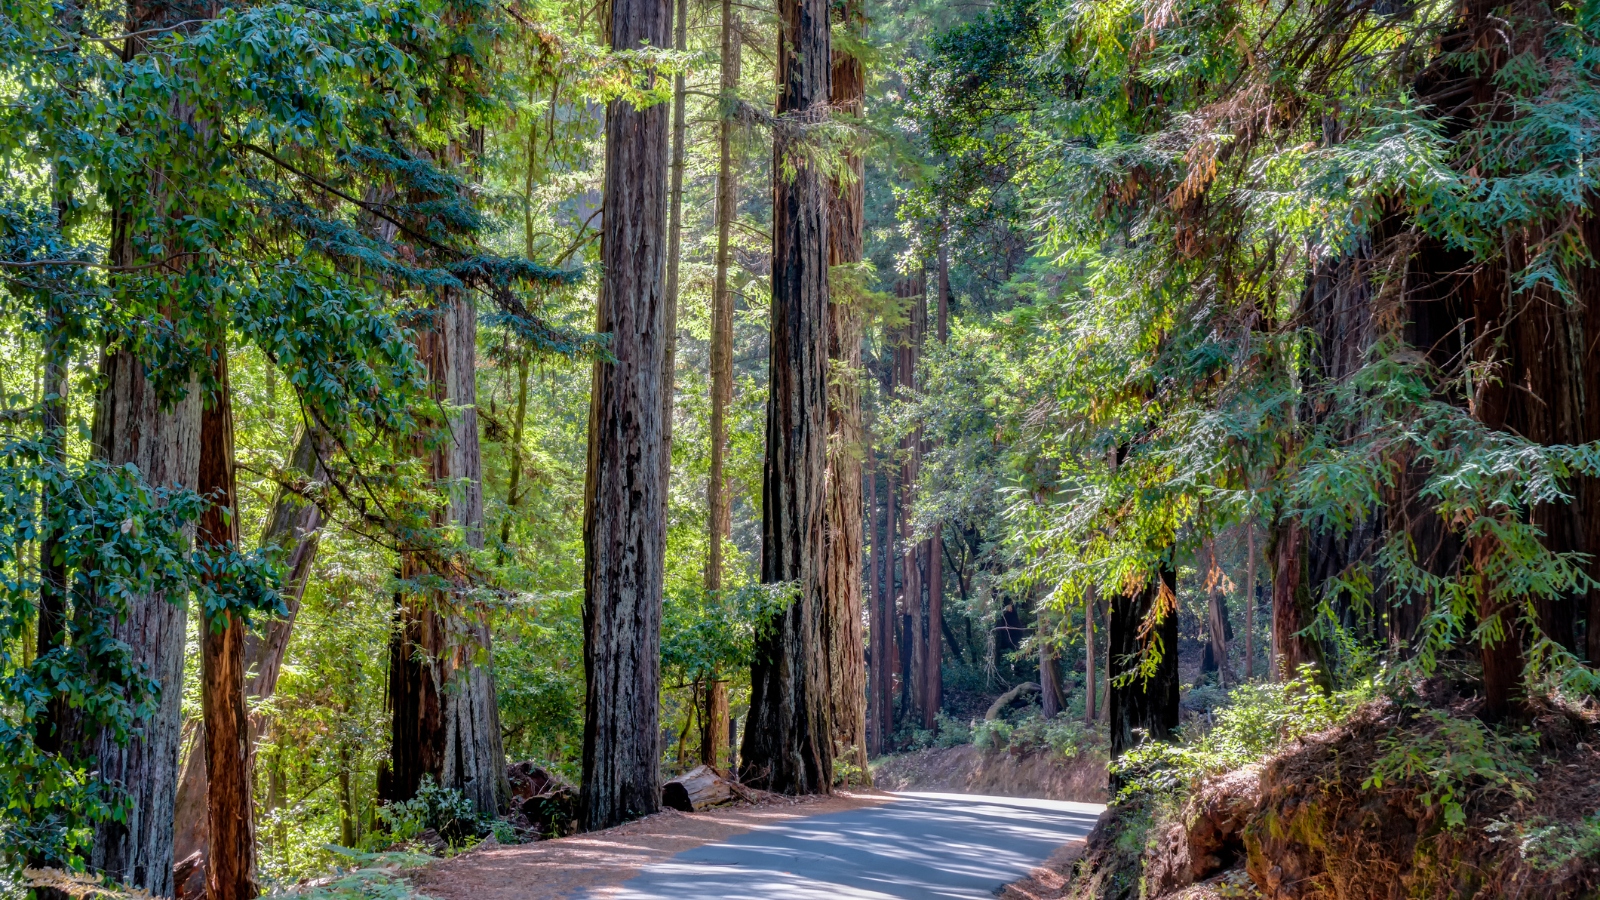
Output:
top-left (35, 302), bottom-right (68, 756)
top-left (72, 8), bottom-right (204, 892)
top-left (661, 0), bottom-right (686, 486)
top-left (1244, 522), bottom-right (1256, 680)
top-left (501, 355), bottom-right (530, 548)
top-left (581, 0), bottom-right (672, 828)
top-left (865, 467), bottom-right (883, 756)
top-left (1038, 603), bottom-right (1061, 719)
top-left (85, 354), bottom-right (202, 895)
top-left (387, 280), bottom-right (507, 815)
top-left (436, 284), bottom-right (507, 814)
top-left (1268, 520), bottom-right (1327, 684)
top-left (1201, 538), bottom-right (1231, 685)
top-left (197, 343), bottom-right (256, 900)
top-left (820, 0), bottom-right (867, 776)
top-left (740, 0), bottom-right (833, 794)
top-left (922, 248), bottom-right (948, 730)
top-left (1083, 586), bottom-right (1097, 723)
top-left (699, 0), bottom-right (738, 768)
top-left (175, 424), bottom-right (329, 864)
top-left (883, 443), bottom-right (902, 742)
top-left (1108, 562), bottom-right (1179, 765)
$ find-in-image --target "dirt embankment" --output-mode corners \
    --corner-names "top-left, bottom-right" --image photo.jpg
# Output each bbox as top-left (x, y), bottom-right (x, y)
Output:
top-left (871, 745), bottom-right (1109, 803)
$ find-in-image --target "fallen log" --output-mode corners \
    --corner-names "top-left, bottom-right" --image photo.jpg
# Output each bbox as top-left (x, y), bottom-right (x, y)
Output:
top-left (662, 765), bottom-right (737, 812)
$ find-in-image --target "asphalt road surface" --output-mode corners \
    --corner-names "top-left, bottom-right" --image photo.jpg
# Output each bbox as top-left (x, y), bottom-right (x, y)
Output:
top-left (602, 792), bottom-right (1105, 899)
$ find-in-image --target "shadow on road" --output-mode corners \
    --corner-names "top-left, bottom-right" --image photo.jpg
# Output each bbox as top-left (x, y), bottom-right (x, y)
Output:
top-left (604, 792), bottom-right (1104, 899)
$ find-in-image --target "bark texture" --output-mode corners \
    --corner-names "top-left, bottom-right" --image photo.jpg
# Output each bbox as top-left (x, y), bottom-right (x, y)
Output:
top-left (386, 288), bottom-right (508, 816)
top-left (1108, 563), bottom-right (1179, 764)
top-left (85, 349), bottom-right (202, 896)
top-left (174, 425), bottom-right (329, 864)
top-left (580, 0), bottom-right (671, 828)
top-left (820, 1), bottom-right (867, 777)
top-left (197, 346), bottom-right (256, 900)
top-left (740, 0), bottom-right (833, 794)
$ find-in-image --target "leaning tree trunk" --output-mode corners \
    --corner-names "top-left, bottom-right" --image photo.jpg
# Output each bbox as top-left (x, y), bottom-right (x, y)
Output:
top-left (820, 0), bottom-right (867, 778)
top-left (1108, 562), bottom-right (1179, 765)
top-left (740, 0), bottom-right (833, 795)
top-left (581, 0), bottom-right (671, 829)
top-left (197, 342), bottom-right (256, 900)
top-left (174, 424), bottom-right (329, 864)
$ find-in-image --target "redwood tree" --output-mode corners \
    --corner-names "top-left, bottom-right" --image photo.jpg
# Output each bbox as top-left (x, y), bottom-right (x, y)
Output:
top-left (580, 0), bottom-right (672, 828)
top-left (1108, 562), bottom-right (1179, 762)
top-left (820, 0), bottom-right (868, 778)
top-left (740, 0), bottom-right (834, 794)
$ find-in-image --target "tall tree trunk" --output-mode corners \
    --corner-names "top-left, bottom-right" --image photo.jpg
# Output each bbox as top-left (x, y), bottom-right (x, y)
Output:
top-left (1268, 520), bottom-right (1328, 684)
top-left (1200, 538), bottom-right (1231, 685)
top-left (662, 0), bottom-right (686, 486)
top-left (922, 248), bottom-right (949, 730)
top-left (1244, 522), bottom-right (1256, 680)
top-left (72, 8), bottom-right (204, 892)
top-left (85, 351), bottom-right (202, 895)
top-left (35, 300), bottom-right (68, 756)
top-left (866, 466), bottom-right (884, 756)
top-left (740, 0), bottom-right (833, 794)
top-left (700, 0), bottom-right (739, 768)
top-left (198, 342), bottom-right (256, 900)
top-left (175, 424), bottom-right (329, 864)
top-left (436, 283), bottom-right (507, 814)
top-left (581, 0), bottom-right (672, 829)
top-left (821, 0), bottom-right (867, 778)
top-left (1108, 562), bottom-right (1179, 766)
top-left (1083, 586), bottom-right (1097, 723)
top-left (1038, 603), bottom-right (1062, 719)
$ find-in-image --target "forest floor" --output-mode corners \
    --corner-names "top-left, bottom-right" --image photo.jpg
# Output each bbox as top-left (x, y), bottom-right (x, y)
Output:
top-left (410, 790), bottom-right (1105, 900)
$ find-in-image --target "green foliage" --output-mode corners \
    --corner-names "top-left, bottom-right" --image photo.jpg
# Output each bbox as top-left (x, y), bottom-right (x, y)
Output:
top-left (1364, 710), bottom-right (1540, 830)
top-left (372, 778), bottom-right (487, 848)
top-left (661, 582), bottom-right (799, 682)
top-left (1113, 670), bottom-right (1371, 801)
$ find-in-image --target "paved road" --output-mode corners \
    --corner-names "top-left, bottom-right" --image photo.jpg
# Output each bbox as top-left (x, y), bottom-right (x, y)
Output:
top-left (603, 792), bottom-right (1105, 900)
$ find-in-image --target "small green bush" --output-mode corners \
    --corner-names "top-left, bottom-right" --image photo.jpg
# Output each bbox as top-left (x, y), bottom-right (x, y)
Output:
top-left (373, 777), bottom-right (486, 848)
top-left (973, 718), bottom-right (1013, 750)
top-left (934, 712), bottom-right (972, 747)
top-left (1364, 709), bottom-right (1538, 829)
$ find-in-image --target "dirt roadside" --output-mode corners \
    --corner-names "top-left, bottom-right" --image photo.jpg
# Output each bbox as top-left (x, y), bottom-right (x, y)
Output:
top-left (410, 791), bottom-right (891, 900)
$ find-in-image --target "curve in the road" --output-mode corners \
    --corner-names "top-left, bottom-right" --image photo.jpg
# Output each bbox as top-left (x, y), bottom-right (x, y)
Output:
top-left (602, 792), bottom-right (1105, 899)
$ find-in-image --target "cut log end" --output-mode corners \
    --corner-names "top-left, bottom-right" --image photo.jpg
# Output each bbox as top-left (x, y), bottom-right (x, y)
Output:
top-left (662, 765), bottom-right (738, 812)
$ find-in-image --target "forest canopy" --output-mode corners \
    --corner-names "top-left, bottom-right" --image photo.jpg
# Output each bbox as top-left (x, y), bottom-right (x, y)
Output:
top-left (2, 0), bottom-right (1600, 893)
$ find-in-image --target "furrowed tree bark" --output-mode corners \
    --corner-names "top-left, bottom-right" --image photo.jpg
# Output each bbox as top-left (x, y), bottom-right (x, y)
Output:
top-left (197, 343), bottom-right (256, 900)
top-left (581, 0), bottom-right (671, 828)
top-left (435, 283), bottom-right (508, 815)
top-left (84, 353), bottom-right (202, 895)
top-left (699, 0), bottom-right (738, 769)
top-left (866, 466), bottom-right (883, 756)
top-left (740, 0), bottom-right (833, 794)
top-left (70, 6), bottom-right (203, 892)
top-left (1038, 603), bottom-right (1062, 720)
top-left (821, 0), bottom-right (867, 778)
top-left (174, 424), bottom-right (329, 864)
top-left (1108, 562), bottom-right (1179, 768)
top-left (1268, 520), bottom-right (1327, 684)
